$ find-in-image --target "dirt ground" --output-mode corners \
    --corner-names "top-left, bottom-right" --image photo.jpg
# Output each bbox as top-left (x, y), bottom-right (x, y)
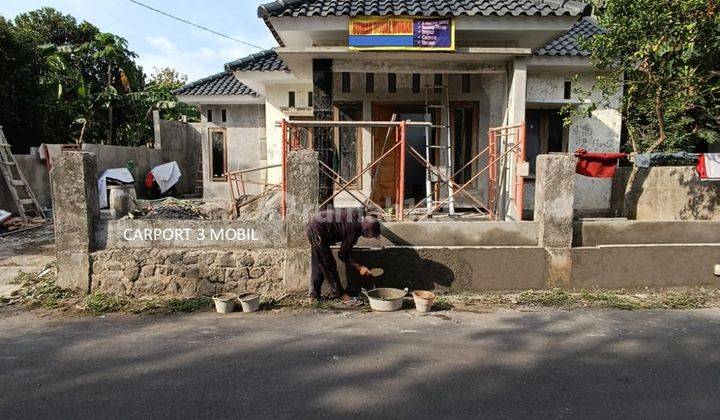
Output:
top-left (0, 223), bottom-right (55, 299)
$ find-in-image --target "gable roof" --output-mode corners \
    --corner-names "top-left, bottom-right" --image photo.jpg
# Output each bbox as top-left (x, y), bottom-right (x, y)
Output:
top-left (174, 71), bottom-right (258, 97)
top-left (225, 49), bottom-right (289, 72)
top-left (258, 0), bottom-right (591, 18)
top-left (535, 16), bottom-right (605, 56)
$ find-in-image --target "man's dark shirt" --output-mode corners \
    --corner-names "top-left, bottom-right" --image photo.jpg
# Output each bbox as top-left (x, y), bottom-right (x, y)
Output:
top-left (307, 209), bottom-right (363, 263)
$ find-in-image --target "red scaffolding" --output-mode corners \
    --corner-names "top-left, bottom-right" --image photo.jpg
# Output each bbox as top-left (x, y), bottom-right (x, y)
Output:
top-left (280, 119), bottom-right (526, 221)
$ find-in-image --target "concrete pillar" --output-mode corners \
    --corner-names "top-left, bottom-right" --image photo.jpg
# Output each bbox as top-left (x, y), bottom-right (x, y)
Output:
top-left (502, 56), bottom-right (528, 221)
top-left (50, 152), bottom-right (99, 292)
top-left (312, 59), bottom-right (334, 204)
top-left (283, 150), bottom-right (320, 291)
top-left (534, 154), bottom-right (577, 287)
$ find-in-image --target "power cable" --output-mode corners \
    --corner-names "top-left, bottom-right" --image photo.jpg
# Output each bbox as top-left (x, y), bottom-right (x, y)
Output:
top-left (127, 0), bottom-right (266, 50)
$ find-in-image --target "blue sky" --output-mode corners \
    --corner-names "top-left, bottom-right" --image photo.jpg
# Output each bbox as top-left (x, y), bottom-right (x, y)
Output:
top-left (1, 0), bottom-right (278, 81)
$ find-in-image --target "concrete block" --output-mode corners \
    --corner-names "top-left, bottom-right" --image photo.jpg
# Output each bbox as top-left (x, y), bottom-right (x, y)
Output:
top-left (50, 152), bottom-right (99, 292)
top-left (283, 248), bottom-right (311, 292)
top-left (285, 151), bottom-right (320, 248)
top-left (534, 154), bottom-right (577, 248)
top-left (544, 248), bottom-right (572, 288)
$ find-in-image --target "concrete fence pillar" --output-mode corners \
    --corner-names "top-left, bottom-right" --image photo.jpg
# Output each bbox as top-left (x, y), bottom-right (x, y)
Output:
top-left (50, 152), bottom-right (99, 292)
top-left (283, 150), bottom-right (320, 291)
top-left (534, 154), bottom-right (577, 287)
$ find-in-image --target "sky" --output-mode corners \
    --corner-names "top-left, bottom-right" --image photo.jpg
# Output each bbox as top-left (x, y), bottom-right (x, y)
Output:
top-left (0, 0), bottom-right (278, 82)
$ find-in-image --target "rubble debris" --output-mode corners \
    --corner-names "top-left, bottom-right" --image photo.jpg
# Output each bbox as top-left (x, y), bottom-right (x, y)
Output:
top-left (133, 191), bottom-right (281, 221)
top-left (141, 198), bottom-right (204, 220)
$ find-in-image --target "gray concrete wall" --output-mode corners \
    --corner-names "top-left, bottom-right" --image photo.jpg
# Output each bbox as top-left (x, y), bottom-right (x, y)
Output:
top-left (155, 119), bottom-right (202, 194)
top-left (527, 71), bottom-right (623, 211)
top-left (86, 119), bottom-right (201, 202)
top-left (575, 220), bottom-right (720, 247)
top-left (368, 221), bottom-right (538, 247)
top-left (198, 104), bottom-right (266, 201)
top-left (572, 245), bottom-right (720, 289)
top-left (0, 149), bottom-right (51, 214)
top-left (611, 166), bottom-right (720, 220)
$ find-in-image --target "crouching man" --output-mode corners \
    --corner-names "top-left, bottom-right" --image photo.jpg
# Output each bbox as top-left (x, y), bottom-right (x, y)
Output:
top-left (306, 209), bottom-right (381, 304)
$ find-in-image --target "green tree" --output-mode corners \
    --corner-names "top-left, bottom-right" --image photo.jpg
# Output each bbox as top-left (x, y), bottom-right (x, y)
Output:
top-left (566, 0), bottom-right (720, 215)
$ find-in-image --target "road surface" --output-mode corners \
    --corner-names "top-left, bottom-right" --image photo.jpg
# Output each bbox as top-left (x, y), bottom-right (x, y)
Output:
top-left (1, 308), bottom-right (720, 419)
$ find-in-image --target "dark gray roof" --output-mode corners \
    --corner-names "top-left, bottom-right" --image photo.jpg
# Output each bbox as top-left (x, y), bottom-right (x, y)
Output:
top-left (225, 50), bottom-right (289, 72)
top-left (258, 0), bottom-right (590, 18)
top-left (535, 16), bottom-right (605, 56)
top-left (174, 71), bottom-right (258, 97)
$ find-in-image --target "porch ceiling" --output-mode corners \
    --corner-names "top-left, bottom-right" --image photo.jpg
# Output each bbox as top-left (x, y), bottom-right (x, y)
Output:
top-left (277, 46), bottom-right (530, 78)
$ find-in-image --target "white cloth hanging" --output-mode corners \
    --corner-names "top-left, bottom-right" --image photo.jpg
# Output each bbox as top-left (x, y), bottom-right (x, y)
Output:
top-left (151, 161), bottom-right (182, 194)
top-left (98, 168), bottom-right (135, 208)
top-left (703, 153), bottom-right (720, 180)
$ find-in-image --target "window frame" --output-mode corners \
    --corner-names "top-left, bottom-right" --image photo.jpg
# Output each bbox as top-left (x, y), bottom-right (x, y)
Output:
top-left (209, 127), bottom-right (228, 182)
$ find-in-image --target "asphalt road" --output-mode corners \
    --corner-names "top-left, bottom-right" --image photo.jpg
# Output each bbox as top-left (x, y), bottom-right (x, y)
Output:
top-left (2, 308), bottom-right (720, 419)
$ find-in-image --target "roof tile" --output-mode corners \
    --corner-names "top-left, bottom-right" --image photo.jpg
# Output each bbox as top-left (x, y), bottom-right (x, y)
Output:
top-left (535, 16), bottom-right (605, 56)
top-left (258, 0), bottom-right (591, 18)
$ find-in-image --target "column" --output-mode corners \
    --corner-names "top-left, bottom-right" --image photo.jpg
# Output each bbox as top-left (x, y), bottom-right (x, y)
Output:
top-left (50, 151), bottom-right (99, 292)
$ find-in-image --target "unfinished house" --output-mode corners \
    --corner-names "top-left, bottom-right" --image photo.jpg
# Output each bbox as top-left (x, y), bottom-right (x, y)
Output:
top-left (175, 0), bottom-right (619, 220)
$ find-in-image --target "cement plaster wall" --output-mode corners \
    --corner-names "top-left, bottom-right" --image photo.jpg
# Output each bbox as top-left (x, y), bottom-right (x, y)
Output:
top-left (339, 246), bottom-right (547, 292)
top-left (574, 220), bottom-right (720, 246)
top-left (369, 221), bottom-right (538, 247)
top-left (527, 71), bottom-right (623, 211)
top-left (197, 104), bottom-right (267, 200)
top-left (611, 166), bottom-right (720, 220)
top-left (265, 82), bottom-right (314, 185)
top-left (0, 149), bottom-right (51, 213)
top-left (571, 244), bottom-right (720, 289)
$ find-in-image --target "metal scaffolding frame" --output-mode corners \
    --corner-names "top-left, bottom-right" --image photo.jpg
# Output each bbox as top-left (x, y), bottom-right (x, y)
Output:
top-left (280, 119), bottom-right (526, 221)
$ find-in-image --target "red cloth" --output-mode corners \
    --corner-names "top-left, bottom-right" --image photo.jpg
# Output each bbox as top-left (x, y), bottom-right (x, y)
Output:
top-left (574, 149), bottom-right (628, 178)
top-left (145, 172), bottom-right (155, 189)
top-left (696, 153), bottom-right (708, 179)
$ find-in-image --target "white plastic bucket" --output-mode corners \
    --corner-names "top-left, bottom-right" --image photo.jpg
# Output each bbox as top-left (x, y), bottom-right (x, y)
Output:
top-left (212, 293), bottom-right (237, 314)
top-left (239, 294), bottom-right (260, 313)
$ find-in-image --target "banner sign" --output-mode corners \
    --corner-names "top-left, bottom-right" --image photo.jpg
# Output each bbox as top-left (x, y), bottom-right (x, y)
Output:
top-left (349, 17), bottom-right (455, 51)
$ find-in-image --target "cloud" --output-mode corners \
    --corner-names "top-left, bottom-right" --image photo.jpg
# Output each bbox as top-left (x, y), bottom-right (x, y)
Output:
top-left (138, 33), bottom-right (276, 81)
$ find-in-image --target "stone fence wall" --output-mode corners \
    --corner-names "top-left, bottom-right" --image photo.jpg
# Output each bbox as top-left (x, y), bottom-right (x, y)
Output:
top-left (49, 149), bottom-right (720, 297)
top-left (91, 249), bottom-right (286, 298)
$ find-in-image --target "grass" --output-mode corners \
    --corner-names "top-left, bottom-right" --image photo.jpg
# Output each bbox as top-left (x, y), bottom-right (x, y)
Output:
top-left (166, 297), bottom-right (213, 313)
top-left (518, 289), bottom-right (579, 308)
top-left (84, 291), bottom-right (131, 315)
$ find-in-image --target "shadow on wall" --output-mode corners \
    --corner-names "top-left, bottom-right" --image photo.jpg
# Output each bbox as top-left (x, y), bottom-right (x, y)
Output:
top-left (2, 311), bottom-right (720, 418)
top-left (612, 166), bottom-right (720, 220)
top-left (342, 248), bottom-right (456, 294)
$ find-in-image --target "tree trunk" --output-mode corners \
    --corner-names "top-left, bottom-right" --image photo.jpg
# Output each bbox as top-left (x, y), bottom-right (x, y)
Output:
top-left (622, 164), bottom-right (640, 219)
top-left (107, 63), bottom-right (112, 145)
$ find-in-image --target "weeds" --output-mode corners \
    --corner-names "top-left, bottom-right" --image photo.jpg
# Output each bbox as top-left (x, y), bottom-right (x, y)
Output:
top-left (518, 289), bottom-right (579, 308)
top-left (16, 270), bottom-right (74, 309)
top-left (85, 292), bottom-right (131, 315)
top-left (166, 297), bottom-right (213, 313)
top-left (655, 290), bottom-right (712, 309)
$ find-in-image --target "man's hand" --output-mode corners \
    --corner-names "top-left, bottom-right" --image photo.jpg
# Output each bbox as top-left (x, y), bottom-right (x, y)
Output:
top-left (358, 266), bottom-right (372, 277)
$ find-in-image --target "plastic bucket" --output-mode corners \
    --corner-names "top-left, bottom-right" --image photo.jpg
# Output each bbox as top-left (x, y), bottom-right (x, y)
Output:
top-left (412, 290), bottom-right (436, 313)
top-left (213, 293), bottom-right (237, 314)
top-left (239, 293), bottom-right (260, 313)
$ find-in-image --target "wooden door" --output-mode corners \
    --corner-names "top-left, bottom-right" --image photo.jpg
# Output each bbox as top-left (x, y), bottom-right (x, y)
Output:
top-left (370, 105), bottom-right (399, 205)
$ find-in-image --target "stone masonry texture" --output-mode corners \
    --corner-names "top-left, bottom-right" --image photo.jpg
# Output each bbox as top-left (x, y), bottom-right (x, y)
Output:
top-left (91, 249), bottom-right (286, 299)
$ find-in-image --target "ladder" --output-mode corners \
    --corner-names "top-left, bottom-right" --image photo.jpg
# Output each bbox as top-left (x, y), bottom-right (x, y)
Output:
top-left (0, 127), bottom-right (45, 221)
top-left (423, 82), bottom-right (456, 217)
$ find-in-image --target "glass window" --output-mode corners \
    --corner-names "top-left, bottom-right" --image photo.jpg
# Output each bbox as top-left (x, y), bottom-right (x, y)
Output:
top-left (210, 129), bottom-right (227, 181)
